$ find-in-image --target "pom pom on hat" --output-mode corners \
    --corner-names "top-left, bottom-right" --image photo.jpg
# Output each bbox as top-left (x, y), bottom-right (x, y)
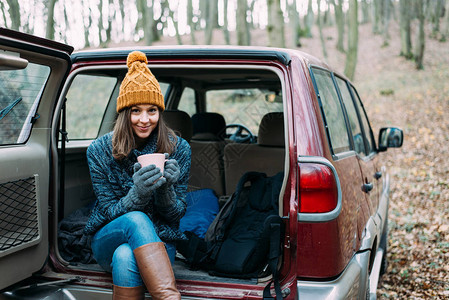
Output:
top-left (117, 51), bottom-right (165, 112)
top-left (126, 51), bottom-right (148, 68)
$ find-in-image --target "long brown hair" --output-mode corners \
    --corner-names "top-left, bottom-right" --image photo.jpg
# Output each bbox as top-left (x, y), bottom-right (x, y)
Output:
top-left (112, 108), bottom-right (176, 160)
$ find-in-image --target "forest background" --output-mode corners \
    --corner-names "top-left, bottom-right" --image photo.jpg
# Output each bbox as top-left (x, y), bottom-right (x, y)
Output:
top-left (1, 0), bottom-right (448, 298)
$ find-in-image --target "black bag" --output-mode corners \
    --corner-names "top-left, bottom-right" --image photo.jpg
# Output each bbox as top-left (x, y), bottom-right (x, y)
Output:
top-left (178, 171), bottom-right (284, 279)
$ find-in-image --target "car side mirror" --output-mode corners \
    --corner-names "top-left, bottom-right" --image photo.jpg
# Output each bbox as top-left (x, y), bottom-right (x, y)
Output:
top-left (378, 127), bottom-right (403, 152)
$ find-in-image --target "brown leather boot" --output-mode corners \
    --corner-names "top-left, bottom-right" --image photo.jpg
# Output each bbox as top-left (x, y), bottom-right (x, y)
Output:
top-left (113, 285), bottom-right (144, 300)
top-left (133, 242), bottom-right (181, 300)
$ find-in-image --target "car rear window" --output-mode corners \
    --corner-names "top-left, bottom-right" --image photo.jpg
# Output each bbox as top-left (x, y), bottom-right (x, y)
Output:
top-left (0, 62), bottom-right (50, 145)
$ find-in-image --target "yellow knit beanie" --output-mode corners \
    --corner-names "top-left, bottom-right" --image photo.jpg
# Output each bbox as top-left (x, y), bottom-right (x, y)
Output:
top-left (116, 51), bottom-right (165, 112)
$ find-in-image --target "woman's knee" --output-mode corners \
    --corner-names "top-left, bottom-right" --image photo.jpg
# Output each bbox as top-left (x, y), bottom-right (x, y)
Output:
top-left (121, 211), bottom-right (161, 246)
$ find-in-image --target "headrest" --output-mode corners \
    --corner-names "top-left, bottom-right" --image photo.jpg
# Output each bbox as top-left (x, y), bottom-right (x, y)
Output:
top-left (162, 110), bottom-right (193, 142)
top-left (258, 112), bottom-right (284, 147)
top-left (191, 112), bottom-right (226, 141)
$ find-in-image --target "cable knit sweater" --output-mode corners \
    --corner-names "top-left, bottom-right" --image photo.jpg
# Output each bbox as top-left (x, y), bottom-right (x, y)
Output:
top-left (84, 131), bottom-right (191, 243)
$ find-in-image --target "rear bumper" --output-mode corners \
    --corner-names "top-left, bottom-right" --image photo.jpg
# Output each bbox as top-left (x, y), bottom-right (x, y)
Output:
top-left (297, 249), bottom-right (370, 300)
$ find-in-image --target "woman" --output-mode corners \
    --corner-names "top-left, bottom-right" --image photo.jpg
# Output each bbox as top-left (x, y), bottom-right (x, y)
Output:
top-left (84, 51), bottom-right (191, 300)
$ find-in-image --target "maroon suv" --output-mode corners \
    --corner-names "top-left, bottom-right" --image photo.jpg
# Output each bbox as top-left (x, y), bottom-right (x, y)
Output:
top-left (0, 28), bottom-right (403, 299)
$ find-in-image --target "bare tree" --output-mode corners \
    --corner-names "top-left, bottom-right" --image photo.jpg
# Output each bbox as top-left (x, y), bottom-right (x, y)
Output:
top-left (372, 0), bottom-right (382, 34)
top-left (187, 0), bottom-right (197, 44)
top-left (267, 0), bottom-right (285, 48)
top-left (304, 0), bottom-right (314, 38)
top-left (330, 0), bottom-right (345, 52)
top-left (5, 0), bottom-right (20, 30)
top-left (317, 0), bottom-right (327, 59)
top-left (236, 0), bottom-right (250, 45)
top-left (45, 0), bottom-right (57, 40)
top-left (205, 0), bottom-right (217, 44)
top-left (414, 0), bottom-right (425, 69)
top-left (289, 0), bottom-right (302, 47)
top-left (382, 0), bottom-right (392, 47)
top-left (399, 0), bottom-right (413, 59)
top-left (441, 0), bottom-right (449, 42)
top-left (361, 0), bottom-right (371, 23)
top-left (345, 0), bottom-right (358, 81)
top-left (83, 0), bottom-right (92, 48)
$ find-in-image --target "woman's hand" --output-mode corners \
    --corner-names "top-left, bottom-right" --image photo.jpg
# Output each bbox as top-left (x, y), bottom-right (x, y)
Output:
top-left (164, 153), bottom-right (180, 186)
top-left (133, 163), bottom-right (166, 200)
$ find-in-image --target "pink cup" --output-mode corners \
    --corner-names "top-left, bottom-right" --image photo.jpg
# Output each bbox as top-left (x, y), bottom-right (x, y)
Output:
top-left (137, 153), bottom-right (166, 173)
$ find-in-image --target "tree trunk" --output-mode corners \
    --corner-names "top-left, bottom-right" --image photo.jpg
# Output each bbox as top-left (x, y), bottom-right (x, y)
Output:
top-left (345, 0), bottom-right (358, 81)
top-left (399, 0), bottom-right (413, 59)
top-left (331, 0), bottom-right (345, 52)
top-left (83, 0), bottom-right (92, 48)
top-left (317, 0), bottom-right (328, 59)
top-left (267, 0), bottom-right (285, 48)
top-left (430, 0), bottom-right (443, 38)
top-left (45, 0), bottom-right (57, 40)
top-left (168, 5), bottom-right (183, 45)
top-left (361, 0), bottom-right (371, 23)
top-left (0, 2), bottom-right (8, 28)
top-left (304, 0), bottom-right (314, 38)
top-left (98, 0), bottom-right (105, 46)
top-left (414, 0), bottom-right (425, 70)
top-left (441, 0), bottom-right (449, 42)
top-left (205, 0), bottom-right (217, 44)
top-left (137, 0), bottom-right (155, 46)
top-left (187, 0), bottom-right (197, 44)
top-left (5, 0), bottom-right (20, 30)
top-left (223, 0), bottom-right (230, 45)
top-left (236, 0), bottom-right (250, 45)
top-left (372, 0), bottom-right (381, 34)
top-left (290, 0), bottom-right (302, 47)
top-left (382, 0), bottom-right (392, 47)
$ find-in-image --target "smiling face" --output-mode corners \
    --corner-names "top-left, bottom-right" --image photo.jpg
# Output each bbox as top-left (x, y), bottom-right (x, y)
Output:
top-left (130, 104), bottom-right (160, 146)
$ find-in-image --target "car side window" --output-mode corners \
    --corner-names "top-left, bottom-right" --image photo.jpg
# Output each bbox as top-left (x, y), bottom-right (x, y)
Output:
top-left (0, 62), bottom-right (50, 145)
top-left (350, 85), bottom-right (376, 154)
top-left (312, 68), bottom-right (350, 154)
top-left (178, 87), bottom-right (196, 116)
top-left (206, 88), bottom-right (283, 135)
top-left (335, 77), bottom-right (366, 156)
top-left (66, 74), bottom-right (117, 140)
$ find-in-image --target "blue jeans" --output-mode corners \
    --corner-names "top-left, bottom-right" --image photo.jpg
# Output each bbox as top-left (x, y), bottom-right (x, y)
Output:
top-left (91, 211), bottom-right (176, 287)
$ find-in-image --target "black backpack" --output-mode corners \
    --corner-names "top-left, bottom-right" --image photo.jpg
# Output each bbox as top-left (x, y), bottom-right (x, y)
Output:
top-left (178, 171), bottom-right (285, 297)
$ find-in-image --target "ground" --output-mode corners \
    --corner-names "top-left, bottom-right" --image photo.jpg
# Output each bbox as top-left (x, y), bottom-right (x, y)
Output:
top-left (147, 21), bottom-right (449, 298)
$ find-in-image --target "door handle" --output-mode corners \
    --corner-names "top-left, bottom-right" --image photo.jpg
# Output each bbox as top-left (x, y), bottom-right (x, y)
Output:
top-left (374, 171), bottom-right (382, 180)
top-left (362, 182), bottom-right (374, 193)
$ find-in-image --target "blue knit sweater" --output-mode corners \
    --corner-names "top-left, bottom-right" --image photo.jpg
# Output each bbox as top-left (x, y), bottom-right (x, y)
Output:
top-left (84, 131), bottom-right (191, 243)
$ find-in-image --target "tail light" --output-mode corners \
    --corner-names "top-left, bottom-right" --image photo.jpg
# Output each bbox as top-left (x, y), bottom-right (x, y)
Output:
top-left (299, 164), bottom-right (338, 213)
top-left (297, 156), bottom-right (342, 222)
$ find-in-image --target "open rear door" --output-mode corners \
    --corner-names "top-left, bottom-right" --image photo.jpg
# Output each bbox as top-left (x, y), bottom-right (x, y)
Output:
top-left (0, 28), bottom-right (72, 290)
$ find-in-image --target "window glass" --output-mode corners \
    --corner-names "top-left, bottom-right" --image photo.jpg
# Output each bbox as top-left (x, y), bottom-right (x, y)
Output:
top-left (312, 69), bottom-right (350, 154)
top-left (335, 77), bottom-right (365, 156)
top-left (350, 85), bottom-right (375, 154)
top-left (178, 87), bottom-right (196, 116)
top-left (0, 62), bottom-right (50, 145)
top-left (66, 74), bottom-right (116, 139)
top-left (206, 88), bottom-right (283, 134)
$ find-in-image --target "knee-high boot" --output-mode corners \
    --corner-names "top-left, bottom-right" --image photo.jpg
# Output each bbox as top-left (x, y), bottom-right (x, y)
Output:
top-left (113, 285), bottom-right (144, 300)
top-left (133, 242), bottom-right (181, 300)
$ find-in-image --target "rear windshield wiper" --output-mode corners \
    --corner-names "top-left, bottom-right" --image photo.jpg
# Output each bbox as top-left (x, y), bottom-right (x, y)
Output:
top-left (0, 97), bottom-right (22, 121)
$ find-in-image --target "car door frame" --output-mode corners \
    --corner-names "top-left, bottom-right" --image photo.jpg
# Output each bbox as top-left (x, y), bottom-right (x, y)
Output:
top-left (0, 28), bottom-right (72, 290)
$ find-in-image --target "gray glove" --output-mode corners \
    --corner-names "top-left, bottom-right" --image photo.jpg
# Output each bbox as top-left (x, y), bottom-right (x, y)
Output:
top-left (163, 153), bottom-right (180, 186)
top-left (132, 163), bottom-right (166, 201)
